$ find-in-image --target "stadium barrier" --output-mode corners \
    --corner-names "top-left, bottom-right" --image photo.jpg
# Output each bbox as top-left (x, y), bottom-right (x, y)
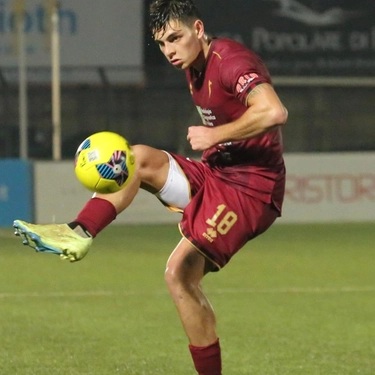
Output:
top-left (282, 152), bottom-right (375, 223)
top-left (32, 161), bottom-right (179, 225)
top-left (1, 153), bottom-right (374, 227)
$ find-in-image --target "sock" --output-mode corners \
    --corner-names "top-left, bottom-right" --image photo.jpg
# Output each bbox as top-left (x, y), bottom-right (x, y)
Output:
top-left (69, 197), bottom-right (117, 238)
top-left (189, 339), bottom-right (222, 375)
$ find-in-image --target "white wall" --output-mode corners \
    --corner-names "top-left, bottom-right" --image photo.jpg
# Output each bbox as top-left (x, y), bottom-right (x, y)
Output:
top-left (34, 153), bottom-right (375, 225)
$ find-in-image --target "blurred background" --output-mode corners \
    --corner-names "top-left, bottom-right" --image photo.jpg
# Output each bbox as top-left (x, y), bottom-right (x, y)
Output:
top-left (0, 0), bottom-right (374, 226)
top-left (0, 0), bottom-right (374, 159)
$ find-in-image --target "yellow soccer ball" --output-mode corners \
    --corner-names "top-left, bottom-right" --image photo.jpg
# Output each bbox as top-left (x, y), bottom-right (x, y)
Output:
top-left (74, 131), bottom-right (135, 194)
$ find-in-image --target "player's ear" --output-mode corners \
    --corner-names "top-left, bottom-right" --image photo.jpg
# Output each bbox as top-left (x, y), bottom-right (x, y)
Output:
top-left (193, 19), bottom-right (205, 39)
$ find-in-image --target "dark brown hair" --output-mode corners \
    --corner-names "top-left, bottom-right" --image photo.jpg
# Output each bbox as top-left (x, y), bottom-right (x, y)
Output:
top-left (149, 0), bottom-right (201, 36)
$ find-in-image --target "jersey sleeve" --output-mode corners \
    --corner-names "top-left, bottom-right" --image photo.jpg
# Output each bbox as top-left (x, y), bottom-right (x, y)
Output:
top-left (219, 51), bottom-right (272, 105)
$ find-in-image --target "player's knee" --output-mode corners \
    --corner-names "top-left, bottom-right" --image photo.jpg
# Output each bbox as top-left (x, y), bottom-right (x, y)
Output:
top-left (164, 264), bottom-right (192, 294)
top-left (164, 260), bottom-right (202, 293)
top-left (132, 144), bottom-right (153, 171)
top-left (164, 264), bottom-right (180, 289)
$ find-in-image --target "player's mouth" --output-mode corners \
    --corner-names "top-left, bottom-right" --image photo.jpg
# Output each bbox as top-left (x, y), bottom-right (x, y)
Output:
top-left (170, 59), bottom-right (183, 67)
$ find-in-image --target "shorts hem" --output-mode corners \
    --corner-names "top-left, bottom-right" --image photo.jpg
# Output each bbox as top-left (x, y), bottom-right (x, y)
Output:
top-left (178, 224), bottom-right (222, 271)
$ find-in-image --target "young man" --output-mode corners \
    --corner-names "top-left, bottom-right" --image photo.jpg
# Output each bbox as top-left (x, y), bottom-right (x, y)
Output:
top-left (13, 1), bottom-right (288, 374)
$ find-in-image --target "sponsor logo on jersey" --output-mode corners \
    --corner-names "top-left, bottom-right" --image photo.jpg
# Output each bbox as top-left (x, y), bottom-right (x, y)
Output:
top-left (196, 106), bottom-right (216, 126)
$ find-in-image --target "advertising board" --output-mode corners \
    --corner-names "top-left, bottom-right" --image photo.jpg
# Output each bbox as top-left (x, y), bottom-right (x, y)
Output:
top-left (0, 0), bottom-right (144, 83)
top-left (196, 0), bottom-right (375, 77)
top-left (0, 159), bottom-right (33, 226)
top-left (32, 153), bottom-right (375, 225)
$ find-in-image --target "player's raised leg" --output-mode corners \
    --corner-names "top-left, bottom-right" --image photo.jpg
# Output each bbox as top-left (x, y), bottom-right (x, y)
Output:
top-left (14, 145), bottom-right (171, 262)
top-left (165, 238), bottom-right (222, 375)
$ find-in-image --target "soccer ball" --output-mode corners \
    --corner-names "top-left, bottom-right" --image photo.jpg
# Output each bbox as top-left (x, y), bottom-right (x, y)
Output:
top-left (74, 131), bottom-right (135, 194)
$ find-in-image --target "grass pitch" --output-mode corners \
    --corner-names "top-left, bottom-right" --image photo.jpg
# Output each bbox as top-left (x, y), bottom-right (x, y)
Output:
top-left (0, 223), bottom-right (374, 375)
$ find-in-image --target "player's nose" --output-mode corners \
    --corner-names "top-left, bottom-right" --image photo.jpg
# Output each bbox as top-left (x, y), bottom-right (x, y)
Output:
top-left (164, 42), bottom-right (175, 58)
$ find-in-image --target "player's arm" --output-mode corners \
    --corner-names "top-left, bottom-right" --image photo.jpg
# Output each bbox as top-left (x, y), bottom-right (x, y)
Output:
top-left (231, 82), bottom-right (288, 139)
top-left (187, 83), bottom-right (288, 151)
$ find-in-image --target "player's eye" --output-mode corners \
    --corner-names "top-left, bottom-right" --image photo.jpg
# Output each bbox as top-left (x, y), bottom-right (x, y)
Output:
top-left (168, 34), bottom-right (181, 43)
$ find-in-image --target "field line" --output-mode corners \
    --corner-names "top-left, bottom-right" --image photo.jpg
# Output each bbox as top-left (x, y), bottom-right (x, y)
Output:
top-left (212, 286), bottom-right (375, 294)
top-left (0, 286), bottom-right (374, 299)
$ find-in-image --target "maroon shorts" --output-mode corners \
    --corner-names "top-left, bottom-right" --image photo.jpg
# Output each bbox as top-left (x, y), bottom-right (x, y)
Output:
top-left (171, 154), bottom-right (279, 270)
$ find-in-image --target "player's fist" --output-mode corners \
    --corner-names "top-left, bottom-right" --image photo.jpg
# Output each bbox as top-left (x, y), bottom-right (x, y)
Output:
top-left (187, 126), bottom-right (216, 151)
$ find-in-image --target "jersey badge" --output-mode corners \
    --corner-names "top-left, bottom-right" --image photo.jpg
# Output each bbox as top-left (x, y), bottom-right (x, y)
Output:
top-left (236, 73), bottom-right (259, 94)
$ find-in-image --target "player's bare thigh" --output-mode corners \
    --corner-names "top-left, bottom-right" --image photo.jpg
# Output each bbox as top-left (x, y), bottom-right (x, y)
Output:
top-left (94, 145), bottom-right (170, 209)
top-left (165, 238), bottom-right (217, 286)
top-left (132, 145), bottom-right (170, 193)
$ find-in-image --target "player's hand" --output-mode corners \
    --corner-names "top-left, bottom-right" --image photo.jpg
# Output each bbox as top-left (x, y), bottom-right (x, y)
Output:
top-left (187, 126), bottom-right (217, 151)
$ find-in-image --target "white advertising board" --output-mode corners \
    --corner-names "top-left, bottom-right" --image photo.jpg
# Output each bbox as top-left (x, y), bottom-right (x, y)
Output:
top-left (33, 153), bottom-right (375, 225)
top-left (34, 161), bottom-right (180, 225)
top-left (0, 0), bottom-right (144, 83)
top-left (282, 153), bottom-right (375, 223)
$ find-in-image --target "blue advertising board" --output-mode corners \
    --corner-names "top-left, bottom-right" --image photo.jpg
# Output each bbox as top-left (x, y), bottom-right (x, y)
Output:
top-left (0, 159), bottom-right (33, 227)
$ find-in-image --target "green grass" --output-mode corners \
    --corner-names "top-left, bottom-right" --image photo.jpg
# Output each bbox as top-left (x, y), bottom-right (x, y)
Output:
top-left (0, 223), bottom-right (374, 375)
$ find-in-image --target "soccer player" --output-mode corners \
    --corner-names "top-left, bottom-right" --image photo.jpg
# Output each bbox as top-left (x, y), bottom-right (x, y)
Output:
top-left (13, 1), bottom-right (288, 374)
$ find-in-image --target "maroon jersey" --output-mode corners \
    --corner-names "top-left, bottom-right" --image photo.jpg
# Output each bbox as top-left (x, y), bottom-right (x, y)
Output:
top-left (185, 38), bottom-right (285, 213)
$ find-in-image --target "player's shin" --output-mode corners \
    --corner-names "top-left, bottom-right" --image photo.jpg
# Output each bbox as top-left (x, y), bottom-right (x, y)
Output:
top-left (73, 175), bottom-right (141, 237)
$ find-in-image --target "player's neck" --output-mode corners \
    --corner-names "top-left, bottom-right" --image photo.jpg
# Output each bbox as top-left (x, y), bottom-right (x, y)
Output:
top-left (192, 36), bottom-right (212, 73)
top-left (202, 34), bottom-right (212, 59)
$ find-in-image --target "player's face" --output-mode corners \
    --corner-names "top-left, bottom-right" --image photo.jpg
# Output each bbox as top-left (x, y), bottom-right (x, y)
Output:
top-left (153, 19), bottom-right (204, 71)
